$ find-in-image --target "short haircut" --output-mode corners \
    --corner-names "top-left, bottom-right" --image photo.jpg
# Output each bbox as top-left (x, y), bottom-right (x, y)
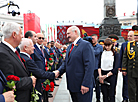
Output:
top-left (2, 22), bottom-right (20, 39)
top-left (47, 42), bottom-right (51, 45)
top-left (19, 38), bottom-right (33, 50)
top-left (69, 26), bottom-right (80, 36)
top-left (25, 31), bottom-right (33, 38)
top-left (91, 34), bottom-right (98, 38)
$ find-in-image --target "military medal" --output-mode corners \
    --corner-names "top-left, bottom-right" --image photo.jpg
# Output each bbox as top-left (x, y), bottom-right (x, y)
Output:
top-left (130, 47), bottom-right (134, 53)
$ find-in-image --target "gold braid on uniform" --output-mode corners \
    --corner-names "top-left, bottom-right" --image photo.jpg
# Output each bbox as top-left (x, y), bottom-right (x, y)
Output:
top-left (127, 41), bottom-right (135, 59)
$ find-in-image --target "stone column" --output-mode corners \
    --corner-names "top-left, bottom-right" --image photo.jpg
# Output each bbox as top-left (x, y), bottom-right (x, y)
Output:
top-left (99, 0), bottom-right (124, 43)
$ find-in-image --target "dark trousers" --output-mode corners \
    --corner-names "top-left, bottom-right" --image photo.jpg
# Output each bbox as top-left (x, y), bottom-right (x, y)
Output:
top-left (69, 90), bottom-right (93, 102)
top-left (128, 76), bottom-right (138, 102)
top-left (101, 70), bottom-right (116, 102)
top-left (94, 69), bottom-right (101, 101)
top-left (122, 74), bottom-right (129, 100)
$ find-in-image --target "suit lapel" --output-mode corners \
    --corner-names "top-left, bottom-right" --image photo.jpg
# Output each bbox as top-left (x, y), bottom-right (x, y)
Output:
top-left (1, 43), bottom-right (29, 74)
top-left (34, 44), bottom-right (45, 58)
top-left (67, 38), bottom-right (82, 63)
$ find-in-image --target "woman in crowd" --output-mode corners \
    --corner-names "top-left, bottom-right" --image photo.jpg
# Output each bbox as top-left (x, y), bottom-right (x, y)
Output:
top-left (98, 38), bottom-right (119, 102)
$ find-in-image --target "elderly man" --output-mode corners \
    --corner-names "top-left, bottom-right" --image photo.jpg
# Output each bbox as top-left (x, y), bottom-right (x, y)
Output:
top-left (55, 26), bottom-right (95, 102)
top-left (19, 38), bottom-right (58, 102)
top-left (0, 22), bottom-right (36, 102)
top-left (118, 31), bottom-right (134, 102)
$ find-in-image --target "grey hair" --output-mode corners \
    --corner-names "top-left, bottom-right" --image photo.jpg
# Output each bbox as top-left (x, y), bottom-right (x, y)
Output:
top-left (70, 26), bottom-right (80, 36)
top-left (19, 38), bottom-right (33, 51)
top-left (2, 22), bottom-right (20, 39)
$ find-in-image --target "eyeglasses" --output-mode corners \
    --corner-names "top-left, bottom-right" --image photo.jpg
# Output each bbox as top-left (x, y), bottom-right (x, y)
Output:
top-left (38, 37), bottom-right (44, 40)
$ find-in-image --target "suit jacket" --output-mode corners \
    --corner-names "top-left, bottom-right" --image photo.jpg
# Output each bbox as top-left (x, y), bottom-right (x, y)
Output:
top-left (118, 41), bottom-right (128, 68)
top-left (0, 70), bottom-right (7, 102)
top-left (43, 46), bottom-right (50, 61)
top-left (0, 42), bottom-right (32, 102)
top-left (122, 41), bottom-right (138, 78)
top-left (58, 38), bottom-right (95, 92)
top-left (34, 44), bottom-right (45, 70)
top-left (20, 53), bottom-right (55, 92)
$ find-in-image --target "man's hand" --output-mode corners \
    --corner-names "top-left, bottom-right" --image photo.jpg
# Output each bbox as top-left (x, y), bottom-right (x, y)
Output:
top-left (122, 72), bottom-right (127, 76)
top-left (49, 62), bottom-right (54, 66)
top-left (3, 91), bottom-right (15, 102)
top-left (53, 70), bottom-right (59, 78)
top-left (30, 76), bottom-right (37, 87)
top-left (80, 86), bottom-right (89, 95)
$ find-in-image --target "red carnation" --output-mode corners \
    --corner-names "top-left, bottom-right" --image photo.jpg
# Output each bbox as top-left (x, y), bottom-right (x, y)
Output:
top-left (50, 87), bottom-right (54, 92)
top-left (6, 75), bottom-right (20, 81)
top-left (45, 67), bottom-right (48, 71)
top-left (49, 58), bottom-right (52, 61)
top-left (45, 84), bottom-right (50, 91)
top-left (50, 53), bottom-right (54, 55)
top-left (50, 82), bottom-right (54, 88)
top-left (62, 50), bottom-right (66, 53)
top-left (60, 54), bottom-right (63, 57)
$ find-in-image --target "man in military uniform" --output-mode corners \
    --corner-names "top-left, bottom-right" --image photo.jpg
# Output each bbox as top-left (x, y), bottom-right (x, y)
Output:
top-left (122, 25), bottom-right (138, 102)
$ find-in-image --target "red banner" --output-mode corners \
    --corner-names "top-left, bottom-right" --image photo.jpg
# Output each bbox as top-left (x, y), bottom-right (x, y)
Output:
top-left (23, 13), bottom-right (40, 35)
top-left (57, 25), bottom-right (99, 44)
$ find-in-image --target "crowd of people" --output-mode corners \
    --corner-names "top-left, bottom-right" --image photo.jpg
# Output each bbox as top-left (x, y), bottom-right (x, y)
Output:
top-left (0, 22), bottom-right (138, 102)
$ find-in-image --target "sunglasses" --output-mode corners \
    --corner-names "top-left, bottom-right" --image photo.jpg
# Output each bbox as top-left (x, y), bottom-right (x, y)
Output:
top-left (38, 37), bottom-right (44, 40)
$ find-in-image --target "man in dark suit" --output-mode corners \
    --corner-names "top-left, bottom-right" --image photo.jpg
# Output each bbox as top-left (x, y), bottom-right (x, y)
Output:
top-left (55, 26), bottom-right (95, 102)
top-left (118, 31), bottom-right (134, 102)
top-left (0, 22), bottom-right (36, 102)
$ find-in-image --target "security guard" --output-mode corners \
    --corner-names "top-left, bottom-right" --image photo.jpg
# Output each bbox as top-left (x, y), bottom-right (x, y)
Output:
top-left (122, 25), bottom-right (138, 102)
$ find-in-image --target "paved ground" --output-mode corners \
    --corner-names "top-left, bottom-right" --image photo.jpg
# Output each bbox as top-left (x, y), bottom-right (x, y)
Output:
top-left (49, 72), bottom-right (124, 102)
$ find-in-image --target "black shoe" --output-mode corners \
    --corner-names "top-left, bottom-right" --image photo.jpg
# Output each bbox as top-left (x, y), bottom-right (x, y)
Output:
top-left (48, 94), bottom-right (53, 98)
top-left (55, 78), bottom-right (59, 80)
top-left (54, 84), bottom-right (59, 86)
top-left (122, 100), bottom-right (128, 102)
top-left (58, 76), bottom-right (62, 78)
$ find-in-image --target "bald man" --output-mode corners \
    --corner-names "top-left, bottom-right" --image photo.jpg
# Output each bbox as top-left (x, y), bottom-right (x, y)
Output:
top-left (118, 31), bottom-right (134, 102)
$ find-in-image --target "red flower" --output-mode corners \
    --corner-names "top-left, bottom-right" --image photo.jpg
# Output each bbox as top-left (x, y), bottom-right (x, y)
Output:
top-left (50, 87), bottom-right (54, 92)
top-left (45, 61), bottom-right (48, 67)
top-left (49, 58), bottom-right (52, 61)
top-left (50, 82), bottom-right (54, 88)
top-left (6, 75), bottom-right (20, 81)
top-left (62, 50), bottom-right (66, 53)
top-left (45, 84), bottom-right (50, 91)
top-left (50, 53), bottom-right (54, 55)
top-left (45, 67), bottom-right (48, 71)
top-left (60, 54), bottom-right (63, 57)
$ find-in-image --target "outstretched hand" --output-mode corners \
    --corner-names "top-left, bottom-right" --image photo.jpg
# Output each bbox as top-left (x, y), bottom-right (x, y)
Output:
top-left (53, 70), bottom-right (60, 78)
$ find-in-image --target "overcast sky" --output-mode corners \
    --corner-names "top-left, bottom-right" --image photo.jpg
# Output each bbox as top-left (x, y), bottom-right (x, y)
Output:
top-left (0, 0), bottom-right (137, 24)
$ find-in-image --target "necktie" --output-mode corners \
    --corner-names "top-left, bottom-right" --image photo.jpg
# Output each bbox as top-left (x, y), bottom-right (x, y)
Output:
top-left (15, 51), bottom-right (26, 68)
top-left (69, 44), bottom-right (74, 56)
top-left (30, 56), bottom-right (32, 59)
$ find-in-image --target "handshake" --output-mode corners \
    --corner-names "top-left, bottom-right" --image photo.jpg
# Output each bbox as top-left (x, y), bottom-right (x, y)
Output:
top-left (53, 70), bottom-right (60, 78)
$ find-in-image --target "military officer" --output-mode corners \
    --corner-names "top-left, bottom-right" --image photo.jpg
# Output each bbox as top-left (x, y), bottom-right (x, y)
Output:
top-left (122, 25), bottom-right (138, 102)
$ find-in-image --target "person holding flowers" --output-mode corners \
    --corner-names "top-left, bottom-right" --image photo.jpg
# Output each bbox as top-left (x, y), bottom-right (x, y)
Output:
top-left (19, 38), bottom-right (59, 102)
top-left (0, 70), bottom-right (15, 102)
top-left (0, 22), bottom-right (36, 102)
